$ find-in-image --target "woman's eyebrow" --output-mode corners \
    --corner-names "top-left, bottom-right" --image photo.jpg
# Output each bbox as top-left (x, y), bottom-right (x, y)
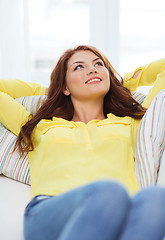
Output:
top-left (71, 58), bottom-right (101, 66)
top-left (71, 61), bottom-right (84, 66)
top-left (93, 57), bottom-right (100, 62)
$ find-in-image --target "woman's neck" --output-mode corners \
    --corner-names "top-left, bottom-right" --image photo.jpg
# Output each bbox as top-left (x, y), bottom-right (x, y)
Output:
top-left (71, 99), bottom-right (105, 124)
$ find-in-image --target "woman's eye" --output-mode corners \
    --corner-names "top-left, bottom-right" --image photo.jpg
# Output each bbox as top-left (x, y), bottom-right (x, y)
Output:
top-left (74, 65), bottom-right (83, 71)
top-left (95, 61), bottom-right (104, 66)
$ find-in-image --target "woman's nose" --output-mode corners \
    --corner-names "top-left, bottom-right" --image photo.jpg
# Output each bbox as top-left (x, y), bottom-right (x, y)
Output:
top-left (87, 66), bottom-right (98, 75)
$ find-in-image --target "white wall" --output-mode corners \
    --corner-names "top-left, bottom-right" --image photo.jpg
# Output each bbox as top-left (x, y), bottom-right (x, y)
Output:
top-left (0, 0), bottom-right (120, 83)
top-left (89, 0), bottom-right (120, 71)
top-left (0, 0), bottom-right (30, 81)
top-left (1, 0), bottom-right (164, 84)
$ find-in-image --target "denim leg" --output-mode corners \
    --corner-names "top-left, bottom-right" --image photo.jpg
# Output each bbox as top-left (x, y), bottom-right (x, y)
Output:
top-left (119, 186), bottom-right (165, 240)
top-left (24, 180), bottom-right (130, 240)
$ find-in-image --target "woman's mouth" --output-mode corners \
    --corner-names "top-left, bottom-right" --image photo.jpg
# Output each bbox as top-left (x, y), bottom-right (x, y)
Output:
top-left (85, 78), bottom-right (102, 84)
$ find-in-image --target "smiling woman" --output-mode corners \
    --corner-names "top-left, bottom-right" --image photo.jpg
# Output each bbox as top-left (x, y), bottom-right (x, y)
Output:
top-left (1, 45), bottom-right (165, 240)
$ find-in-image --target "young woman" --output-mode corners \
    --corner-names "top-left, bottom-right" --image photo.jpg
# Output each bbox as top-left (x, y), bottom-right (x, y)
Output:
top-left (0, 45), bottom-right (165, 240)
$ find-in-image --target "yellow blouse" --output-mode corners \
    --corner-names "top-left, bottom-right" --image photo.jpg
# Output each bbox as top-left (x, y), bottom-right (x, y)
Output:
top-left (29, 114), bottom-right (139, 197)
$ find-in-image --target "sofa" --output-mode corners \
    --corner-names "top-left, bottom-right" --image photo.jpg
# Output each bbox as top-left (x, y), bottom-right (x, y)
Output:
top-left (0, 93), bottom-right (165, 240)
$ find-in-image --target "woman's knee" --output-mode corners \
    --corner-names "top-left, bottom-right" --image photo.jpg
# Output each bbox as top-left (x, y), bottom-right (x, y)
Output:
top-left (85, 180), bottom-right (130, 206)
top-left (135, 186), bottom-right (165, 201)
top-left (133, 186), bottom-right (165, 217)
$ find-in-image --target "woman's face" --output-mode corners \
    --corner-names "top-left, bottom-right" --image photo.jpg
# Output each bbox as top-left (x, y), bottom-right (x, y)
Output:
top-left (64, 50), bottom-right (110, 102)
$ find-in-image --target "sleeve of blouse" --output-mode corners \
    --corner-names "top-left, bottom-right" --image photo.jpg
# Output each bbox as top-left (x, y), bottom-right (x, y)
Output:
top-left (0, 79), bottom-right (46, 98)
top-left (142, 69), bottom-right (165, 108)
top-left (123, 58), bottom-right (165, 92)
top-left (0, 91), bottom-right (31, 136)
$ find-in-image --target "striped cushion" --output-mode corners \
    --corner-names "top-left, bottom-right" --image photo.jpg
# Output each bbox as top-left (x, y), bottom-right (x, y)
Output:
top-left (131, 91), bottom-right (146, 104)
top-left (135, 90), bottom-right (165, 187)
top-left (0, 92), bottom-right (146, 185)
top-left (0, 95), bottom-right (46, 185)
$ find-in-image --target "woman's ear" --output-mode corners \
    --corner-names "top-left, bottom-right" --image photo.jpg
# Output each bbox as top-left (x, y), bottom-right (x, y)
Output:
top-left (63, 86), bottom-right (70, 96)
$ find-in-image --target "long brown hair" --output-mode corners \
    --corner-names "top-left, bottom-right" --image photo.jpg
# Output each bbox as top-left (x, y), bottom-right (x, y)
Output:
top-left (16, 45), bottom-right (146, 155)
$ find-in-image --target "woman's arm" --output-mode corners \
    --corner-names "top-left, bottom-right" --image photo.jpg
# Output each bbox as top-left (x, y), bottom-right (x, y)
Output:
top-left (142, 69), bottom-right (165, 108)
top-left (123, 58), bottom-right (165, 91)
top-left (0, 79), bottom-right (46, 98)
top-left (0, 91), bottom-right (31, 136)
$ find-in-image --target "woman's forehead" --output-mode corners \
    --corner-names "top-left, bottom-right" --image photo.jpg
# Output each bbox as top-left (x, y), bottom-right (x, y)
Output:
top-left (68, 50), bottom-right (99, 66)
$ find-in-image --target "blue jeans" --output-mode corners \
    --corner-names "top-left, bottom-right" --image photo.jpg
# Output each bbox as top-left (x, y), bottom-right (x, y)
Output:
top-left (24, 180), bottom-right (165, 240)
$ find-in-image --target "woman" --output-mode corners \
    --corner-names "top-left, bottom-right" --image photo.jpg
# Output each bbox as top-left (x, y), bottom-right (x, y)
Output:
top-left (0, 45), bottom-right (165, 240)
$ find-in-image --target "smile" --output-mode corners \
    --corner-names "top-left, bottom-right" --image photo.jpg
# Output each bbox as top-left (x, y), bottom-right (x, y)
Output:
top-left (85, 78), bottom-right (102, 84)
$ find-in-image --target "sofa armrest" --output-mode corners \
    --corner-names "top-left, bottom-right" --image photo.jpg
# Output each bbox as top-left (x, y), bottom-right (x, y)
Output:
top-left (0, 175), bottom-right (31, 240)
